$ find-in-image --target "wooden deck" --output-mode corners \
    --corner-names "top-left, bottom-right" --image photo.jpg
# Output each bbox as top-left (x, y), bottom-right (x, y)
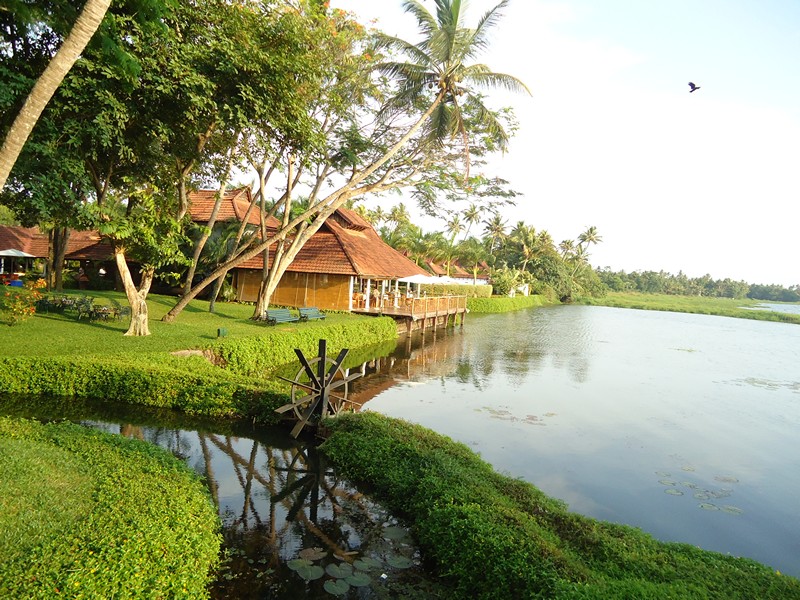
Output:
top-left (352, 295), bottom-right (467, 334)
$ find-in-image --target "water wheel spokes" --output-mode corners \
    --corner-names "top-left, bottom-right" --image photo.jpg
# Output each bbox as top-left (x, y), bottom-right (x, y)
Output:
top-left (276, 340), bottom-right (361, 438)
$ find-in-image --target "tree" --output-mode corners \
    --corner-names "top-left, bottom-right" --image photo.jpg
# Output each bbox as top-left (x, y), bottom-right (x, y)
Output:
top-left (0, 0), bottom-right (111, 191)
top-left (162, 0), bottom-right (530, 322)
top-left (482, 212), bottom-right (507, 255)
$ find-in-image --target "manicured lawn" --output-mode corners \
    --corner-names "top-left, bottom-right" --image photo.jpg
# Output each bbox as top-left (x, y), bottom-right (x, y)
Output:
top-left (0, 291), bottom-right (363, 358)
top-left (579, 292), bottom-right (800, 325)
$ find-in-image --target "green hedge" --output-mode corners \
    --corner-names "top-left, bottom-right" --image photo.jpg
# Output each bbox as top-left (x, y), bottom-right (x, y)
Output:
top-left (417, 282), bottom-right (492, 298)
top-left (0, 317), bottom-right (399, 424)
top-left (0, 417), bottom-right (221, 599)
top-left (467, 294), bottom-right (550, 313)
top-left (321, 412), bottom-right (799, 600)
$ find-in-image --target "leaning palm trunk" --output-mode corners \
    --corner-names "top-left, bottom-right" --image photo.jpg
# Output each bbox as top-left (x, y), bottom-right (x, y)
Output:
top-left (161, 91), bottom-right (448, 323)
top-left (0, 0), bottom-right (111, 191)
top-left (115, 249), bottom-right (153, 336)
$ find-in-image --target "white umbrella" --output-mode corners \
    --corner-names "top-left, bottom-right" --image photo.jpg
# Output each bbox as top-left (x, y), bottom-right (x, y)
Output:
top-left (0, 248), bottom-right (35, 257)
top-left (396, 273), bottom-right (436, 284)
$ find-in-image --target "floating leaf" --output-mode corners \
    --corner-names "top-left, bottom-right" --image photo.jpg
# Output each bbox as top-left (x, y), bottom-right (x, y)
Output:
top-left (345, 572), bottom-right (371, 587)
top-left (693, 492), bottom-right (711, 500)
top-left (326, 563), bottom-right (353, 579)
top-left (722, 505), bottom-right (744, 515)
top-left (382, 526), bottom-right (408, 541)
top-left (680, 482), bottom-right (697, 489)
top-left (658, 479), bottom-right (677, 486)
top-left (297, 564), bottom-right (325, 581)
top-left (288, 558), bottom-right (312, 572)
top-left (681, 466), bottom-right (696, 472)
top-left (353, 557), bottom-right (382, 571)
top-left (655, 471), bottom-right (671, 477)
top-left (386, 555), bottom-right (414, 569)
top-left (323, 579), bottom-right (350, 596)
top-left (665, 488), bottom-right (683, 496)
top-left (714, 476), bottom-right (739, 484)
top-left (699, 503), bottom-right (719, 511)
top-left (299, 547), bottom-right (327, 561)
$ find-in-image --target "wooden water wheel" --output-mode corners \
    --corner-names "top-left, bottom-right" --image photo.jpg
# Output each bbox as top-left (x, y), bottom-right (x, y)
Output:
top-left (275, 339), bottom-right (362, 438)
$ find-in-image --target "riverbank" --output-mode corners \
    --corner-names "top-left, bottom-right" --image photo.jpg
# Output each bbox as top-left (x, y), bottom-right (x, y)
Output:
top-left (578, 292), bottom-right (800, 325)
top-left (0, 417), bottom-right (221, 598)
top-left (322, 412), bottom-right (800, 599)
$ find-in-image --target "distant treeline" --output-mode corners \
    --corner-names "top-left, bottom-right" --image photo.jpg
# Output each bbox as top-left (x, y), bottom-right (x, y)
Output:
top-left (596, 268), bottom-right (800, 302)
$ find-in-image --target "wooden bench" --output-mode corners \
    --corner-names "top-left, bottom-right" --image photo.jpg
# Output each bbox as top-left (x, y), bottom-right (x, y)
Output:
top-left (265, 307), bottom-right (300, 325)
top-left (299, 307), bottom-right (326, 321)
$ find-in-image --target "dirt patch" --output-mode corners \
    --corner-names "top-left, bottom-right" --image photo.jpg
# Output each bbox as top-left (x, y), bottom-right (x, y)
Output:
top-left (171, 349), bottom-right (227, 367)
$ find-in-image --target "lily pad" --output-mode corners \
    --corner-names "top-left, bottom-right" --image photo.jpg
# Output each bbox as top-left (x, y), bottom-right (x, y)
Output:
top-left (693, 492), bottom-right (711, 500)
top-left (353, 557), bottom-right (382, 571)
top-left (658, 479), bottom-right (677, 486)
top-left (722, 505), bottom-right (744, 515)
top-left (655, 471), bottom-right (671, 477)
top-left (323, 579), bottom-right (350, 596)
top-left (297, 564), bottom-right (325, 581)
top-left (299, 547), bottom-right (327, 561)
top-left (681, 466), bottom-right (696, 472)
top-left (714, 476), bottom-right (739, 484)
top-left (664, 488), bottom-right (683, 496)
top-left (680, 482), bottom-right (697, 489)
top-left (326, 563), bottom-right (353, 579)
top-left (345, 571), bottom-right (372, 587)
top-left (288, 558), bottom-right (312, 572)
top-left (386, 555), bottom-right (414, 569)
top-left (698, 503), bottom-right (719, 511)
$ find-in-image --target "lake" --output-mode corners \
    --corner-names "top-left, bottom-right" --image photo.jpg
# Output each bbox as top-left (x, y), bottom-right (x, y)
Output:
top-left (353, 305), bottom-right (800, 578)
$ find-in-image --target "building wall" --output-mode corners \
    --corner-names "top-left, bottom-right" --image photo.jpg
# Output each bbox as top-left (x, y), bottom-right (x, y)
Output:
top-left (233, 270), bottom-right (352, 310)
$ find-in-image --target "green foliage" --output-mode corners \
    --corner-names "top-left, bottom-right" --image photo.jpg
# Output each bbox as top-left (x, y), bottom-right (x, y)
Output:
top-left (417, 282), bottom-right (492, 298)
top-left (0, 292), bottom-right (400, 423)
top-left (579, 292), bottom-right (800, 325)
top-left (321, 412), bottom-right (800, 600)
top-left (467, 294), bottom-right (549, 313)
top-left (0, 286), bottom-right (42, 325)
top-left (0, 417), bottom-right (221, 599)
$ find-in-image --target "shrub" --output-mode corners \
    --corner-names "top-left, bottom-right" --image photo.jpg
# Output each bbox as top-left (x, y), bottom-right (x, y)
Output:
top-left (0, 417), bottom-right (221, 599)
top-left (321, 412), bottom-right (800, 600)
top-left (417, 282), bottom-right (492, 298)
top-left (0, 286), bottom-right (43, 325)
top-left (467, 294), bottom-right (550, 313)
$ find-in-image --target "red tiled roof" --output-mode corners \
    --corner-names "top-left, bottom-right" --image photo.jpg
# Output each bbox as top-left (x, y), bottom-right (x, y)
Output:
top-left (0, 226), bottom-right (113, 260)
top-left (188, 187), bottom-right (280, 228)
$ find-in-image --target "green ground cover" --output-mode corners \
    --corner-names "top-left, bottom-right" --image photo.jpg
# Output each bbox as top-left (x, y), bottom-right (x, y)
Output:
top-left (322, 412), bottom-right (800, 600)
top-left (0, 417), bottom-right (221, 599)
top-left (467, 294), bottom-right (550, 313)
top-left (579, 292), bottom-right (800, 325)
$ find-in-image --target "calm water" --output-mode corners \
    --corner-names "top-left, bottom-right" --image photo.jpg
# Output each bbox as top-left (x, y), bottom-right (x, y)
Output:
top-left (352, 305), bottom-right (800, 577)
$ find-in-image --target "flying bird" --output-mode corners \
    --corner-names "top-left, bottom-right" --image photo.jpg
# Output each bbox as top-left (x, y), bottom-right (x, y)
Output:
top-left (688, 82), bottom-right (701, 93)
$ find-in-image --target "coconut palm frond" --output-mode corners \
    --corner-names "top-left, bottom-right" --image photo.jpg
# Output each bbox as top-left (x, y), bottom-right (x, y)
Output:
top-left (401, 0), bottom-right (438, 38)
top-left (462, 67), bottom-right (531, 95)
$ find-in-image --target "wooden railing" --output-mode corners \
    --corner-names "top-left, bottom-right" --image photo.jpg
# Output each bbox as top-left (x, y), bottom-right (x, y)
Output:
top-left (407, 295), bottom-right (467, 317)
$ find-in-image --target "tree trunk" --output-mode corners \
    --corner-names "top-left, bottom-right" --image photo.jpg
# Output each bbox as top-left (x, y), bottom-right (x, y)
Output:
top-left (53, 227), bottom-right (69, 292)
top-left (0, 0), bottom-right (111, 191)
top-left (115, 249), bottom-right (152, 336)
top-left (161, 91), bottom-right (447, 324)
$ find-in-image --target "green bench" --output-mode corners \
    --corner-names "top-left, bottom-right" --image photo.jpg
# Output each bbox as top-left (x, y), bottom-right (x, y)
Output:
top-left (299, 307), bottom-right (326, 321)
top-left (265, 307), bottom-right (300, 325)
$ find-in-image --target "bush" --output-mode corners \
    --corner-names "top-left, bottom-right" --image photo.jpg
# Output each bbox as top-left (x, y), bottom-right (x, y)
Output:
top-left (0, 417), bottom-right (221, 599)
top-left (321, 412), bottom-right (800, 600)
top-left (417, 282), bottom-right (492, 298)
top-left (467, 295), bottom-right (550, 313)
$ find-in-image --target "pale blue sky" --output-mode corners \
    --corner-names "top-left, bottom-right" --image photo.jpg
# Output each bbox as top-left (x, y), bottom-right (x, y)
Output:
top-left (332, 0), bottom-right (800, 287)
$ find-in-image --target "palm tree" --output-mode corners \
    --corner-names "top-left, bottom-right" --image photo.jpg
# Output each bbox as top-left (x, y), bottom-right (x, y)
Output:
top-left (444, 214), bottom-right (464, 244)
top-left (482, 212), bottom-right (507, 254)
top-left (510, 223), bottom-right (539, 273)
top-left (376, 0), bottom-right (530, 178)
top-left (387, 202), bottom-right (411, 226)
top-left (0, 0), bottom-right (111, 191)
top-left (578, 225), bottom-right (602, 249)
top-left (462, 203), bottom-right (482, 239)
top-left (456, 236), bottom-right (488, 284)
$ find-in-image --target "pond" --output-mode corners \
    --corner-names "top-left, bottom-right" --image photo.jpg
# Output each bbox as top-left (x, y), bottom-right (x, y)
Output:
top-left (352, 305), bottom-right (800, 578)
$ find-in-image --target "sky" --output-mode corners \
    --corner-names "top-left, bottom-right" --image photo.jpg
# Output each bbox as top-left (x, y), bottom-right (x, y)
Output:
top-left (330, 0), bottom-right (800, 287)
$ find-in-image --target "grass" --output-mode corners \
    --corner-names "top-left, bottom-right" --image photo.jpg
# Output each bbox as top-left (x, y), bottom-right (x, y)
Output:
top-left (322, 412), bottom-right (800, 599)
top-left (0, 417), bottom-right (221, 599)
top-left (0, 290), bottom-right (366, 358)
top-left (578, 292), bottom-right (800, 325)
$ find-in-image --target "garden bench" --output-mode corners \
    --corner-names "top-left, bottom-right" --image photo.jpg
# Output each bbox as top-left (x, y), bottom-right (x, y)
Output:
top-left (265, 308), bottom-right (300, 326)
top-left (299, 307), bottom-right (326, 321)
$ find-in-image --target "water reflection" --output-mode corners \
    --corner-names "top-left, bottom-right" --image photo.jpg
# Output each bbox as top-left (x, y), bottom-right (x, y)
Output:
top-left (349, 306), bottom-right (800, 579)
top-left (0, 396), bottom-right (436, 599)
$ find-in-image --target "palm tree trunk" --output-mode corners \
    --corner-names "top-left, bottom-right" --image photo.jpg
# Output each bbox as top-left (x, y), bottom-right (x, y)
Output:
top-left (161, 90), bottom-right (448, 323)
top-left (0, 0), bottom-right (111, 191)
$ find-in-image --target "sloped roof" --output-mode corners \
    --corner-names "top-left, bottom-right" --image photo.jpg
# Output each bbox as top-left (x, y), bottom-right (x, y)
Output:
top-left (188, 187), bottom-right (280, 228)
top-left (0, 226), bottom-right (113, 261)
